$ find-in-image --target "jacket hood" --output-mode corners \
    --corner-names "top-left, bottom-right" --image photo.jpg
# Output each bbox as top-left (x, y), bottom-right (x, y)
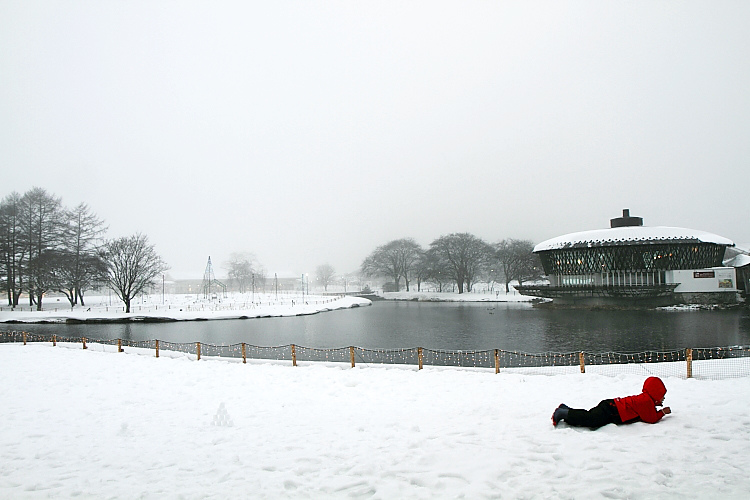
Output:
top-left (642, 377), bottom-right (667, 402)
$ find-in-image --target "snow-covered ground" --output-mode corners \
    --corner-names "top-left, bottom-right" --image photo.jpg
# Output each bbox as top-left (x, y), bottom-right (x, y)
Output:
top-left (0, 288), bottom-right (537, 323)
top-left (0, 293), bottom-right (371, 323)
top-left (2, 343), bottom-right (748, 499)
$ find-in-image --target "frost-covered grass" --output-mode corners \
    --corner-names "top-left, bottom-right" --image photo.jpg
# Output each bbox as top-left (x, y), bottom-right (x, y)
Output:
top-left (1, 343), bottom-right (749, 499)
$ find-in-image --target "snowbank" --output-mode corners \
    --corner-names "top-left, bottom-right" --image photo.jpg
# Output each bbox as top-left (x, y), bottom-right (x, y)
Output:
top-left (382, 289), bottom-right (540, 302)
top-left (0, 293), bottom-right (371, 324)
top-left (1, 343), bottom-right (748, 499)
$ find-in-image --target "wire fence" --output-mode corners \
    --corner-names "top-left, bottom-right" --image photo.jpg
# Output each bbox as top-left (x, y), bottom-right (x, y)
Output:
top-left (2, 330), bottom-right (749, 380)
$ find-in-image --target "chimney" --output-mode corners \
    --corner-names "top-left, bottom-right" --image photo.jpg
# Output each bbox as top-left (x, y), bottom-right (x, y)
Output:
top-left (610, 209), bottom-right (643, 228)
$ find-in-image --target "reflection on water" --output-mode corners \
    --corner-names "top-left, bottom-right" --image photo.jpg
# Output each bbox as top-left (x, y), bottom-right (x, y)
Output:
top-left (9, 302), bottom-right (750, 353)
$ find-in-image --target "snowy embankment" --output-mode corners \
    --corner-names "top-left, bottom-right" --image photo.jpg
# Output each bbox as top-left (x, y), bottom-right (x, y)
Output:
top-left (2, 343), bottom-right (749, 499)
top-left (0, 293), bottom-right (371, 323)
top-left (382, 288), bottom-right (541, 302)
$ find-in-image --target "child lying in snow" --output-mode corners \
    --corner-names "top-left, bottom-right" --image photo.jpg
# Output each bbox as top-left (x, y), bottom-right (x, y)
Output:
top-left (552, 376), bottom-right (671, 429)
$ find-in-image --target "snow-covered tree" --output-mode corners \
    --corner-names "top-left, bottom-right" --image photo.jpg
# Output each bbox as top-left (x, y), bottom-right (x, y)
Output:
top-left (102, 233), bottom-right (168, 313)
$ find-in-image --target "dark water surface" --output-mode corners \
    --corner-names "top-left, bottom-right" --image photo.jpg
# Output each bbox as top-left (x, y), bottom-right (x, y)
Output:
top-left (10, 301), bottom-right (750, 353)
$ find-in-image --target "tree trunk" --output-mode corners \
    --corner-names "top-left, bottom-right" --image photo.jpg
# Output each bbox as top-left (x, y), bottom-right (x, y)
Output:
top-left (124, 297), bottom-right (131, 313)
top-left (36, 292), bottom-right (44, 311)
top-left (64, 289), bottom-right (75, 308)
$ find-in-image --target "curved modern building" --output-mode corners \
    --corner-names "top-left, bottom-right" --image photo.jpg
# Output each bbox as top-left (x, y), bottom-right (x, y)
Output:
top-left (517, 210), bottom-right (739, 306)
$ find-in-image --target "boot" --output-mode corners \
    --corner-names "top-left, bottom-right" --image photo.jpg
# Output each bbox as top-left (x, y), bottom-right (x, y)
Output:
top-left (552, 404), bottom-right (570, 426)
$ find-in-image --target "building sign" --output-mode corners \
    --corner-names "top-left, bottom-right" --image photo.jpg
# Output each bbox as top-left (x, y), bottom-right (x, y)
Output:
top-left (694, 271), bottom-right (715, 278)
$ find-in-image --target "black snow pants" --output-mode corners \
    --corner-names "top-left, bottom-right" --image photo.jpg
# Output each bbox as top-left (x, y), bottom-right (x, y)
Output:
top-left (564, 399), bottom-right (622, 429)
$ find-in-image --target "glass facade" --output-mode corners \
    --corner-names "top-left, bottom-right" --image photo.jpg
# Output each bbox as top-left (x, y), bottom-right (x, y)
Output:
top-left (539, 242), bottom-right (726, 276)
top-left (552, 270), bottom-right (668, 287)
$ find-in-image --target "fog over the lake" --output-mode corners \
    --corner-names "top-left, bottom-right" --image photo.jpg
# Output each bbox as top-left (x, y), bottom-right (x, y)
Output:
top-left (3, 1), bottom-right (749, 278)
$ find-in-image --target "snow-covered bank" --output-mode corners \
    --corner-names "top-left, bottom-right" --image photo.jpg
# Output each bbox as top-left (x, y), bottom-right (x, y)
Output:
top-left (382, 289), bottom-right (542, 302)
top-left (2, 344), bottom-right (749, 499)
top-left (0, 293), bottom-right (371, 324)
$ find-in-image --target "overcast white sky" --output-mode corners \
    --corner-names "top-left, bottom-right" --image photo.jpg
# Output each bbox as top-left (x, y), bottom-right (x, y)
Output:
top-left (2, 1), bottom-right (749, 278)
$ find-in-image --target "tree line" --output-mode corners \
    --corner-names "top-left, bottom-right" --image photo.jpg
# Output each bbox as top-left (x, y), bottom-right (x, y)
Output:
top-left (1, 188), bottom-right (167, 312)
top-left (361, 234), bottom-right (542, 293)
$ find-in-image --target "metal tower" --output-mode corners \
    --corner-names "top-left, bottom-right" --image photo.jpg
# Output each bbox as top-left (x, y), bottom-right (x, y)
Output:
top-left (201, 256), bottom-right (227, 300)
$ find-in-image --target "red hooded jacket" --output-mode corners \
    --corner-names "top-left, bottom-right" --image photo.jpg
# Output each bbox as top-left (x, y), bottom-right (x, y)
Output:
top-left (613, 377), bottom-right (667, 424)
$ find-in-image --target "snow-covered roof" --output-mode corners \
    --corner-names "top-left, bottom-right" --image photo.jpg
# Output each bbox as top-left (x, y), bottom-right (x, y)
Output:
top-left (724, 253), bottom-right (750, 268)
top-left (534, 226), bottom-right (735, 252)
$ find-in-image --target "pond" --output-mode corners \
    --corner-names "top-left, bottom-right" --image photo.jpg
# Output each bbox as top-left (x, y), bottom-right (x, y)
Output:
top-left (8, 301), bottom-right (750, 353)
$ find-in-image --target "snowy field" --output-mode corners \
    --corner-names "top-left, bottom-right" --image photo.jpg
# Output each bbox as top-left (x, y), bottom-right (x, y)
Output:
top-left (0, 293), bottom-right (371, 323)
top-left (2, 343), bottom-right (749, 499)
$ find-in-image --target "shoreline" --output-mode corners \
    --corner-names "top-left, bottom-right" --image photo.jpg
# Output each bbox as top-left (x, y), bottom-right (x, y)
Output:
top-left (378, 290), bottom-right (542, 303)
top-left (0, 295), bottom-right (371, 324)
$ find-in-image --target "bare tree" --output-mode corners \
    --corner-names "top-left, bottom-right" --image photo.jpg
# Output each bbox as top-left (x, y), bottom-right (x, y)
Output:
top-left (316, 263), bottom-right (335, 291)
top-left (396, 239), bottom-right (423, 292)
top-left (102, 233), bottom-right (168, 313)
top-left (428, 233), bottom-right (493, 293)
top-left (1, 189), bottom-right (110, 308)
top-left (254, 266), bottom-right (267, 293)
top-left (57, 252), bottom-right (107, 308)
top-left (27, 249), bottom-right (67, 310)
top-left (0, 192), bottom-right (25, 307)
top-left (224, 252), bottom-right (255, 293)
top-left (361, 238), bottom-right (423, 292)
top-left (21, 188), bottom-right (65, 307)
top-left (416, 249), bottom-right (447, 292)
top-left (494, 239), bottom-right (542, 292)
top-left (62, 203), bottom-right (108, 305)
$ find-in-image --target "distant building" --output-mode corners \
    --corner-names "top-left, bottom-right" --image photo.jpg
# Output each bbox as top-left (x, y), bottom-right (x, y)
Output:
top-left (517, 209), bottom-right (740, 307)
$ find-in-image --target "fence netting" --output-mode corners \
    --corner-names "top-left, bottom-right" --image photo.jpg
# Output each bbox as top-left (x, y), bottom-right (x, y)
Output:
top-left (2, 331), bottom-right (749, 380)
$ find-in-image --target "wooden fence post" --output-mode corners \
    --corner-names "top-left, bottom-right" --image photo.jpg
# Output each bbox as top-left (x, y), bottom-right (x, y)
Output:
top-left (418, 347), bottom-right (423, 370)
top-left (196, 342), bottom-right (201, 361)
top-left (82, 337), bottom-right (87, 350)
top-left (494, 349), bottom-right (499, 374)
top-left (291, 344), bottom-right (297, 367)
top-left (350, 346), bottom-right (355, 368)
top-left (52, 334), bottom-right (56, 347)
top-left (242, 343), bottom-right (247, 364)
top-left (117, 339), bottom-right (122, 353)
top-left (23, 332), bottom-right (27, 345)
top-left (686, 348), bottom-right (693, 379)
top-left (579, 352), bottom-right (585, 373)
top-left (155, 339), bottom-right (160, 358)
